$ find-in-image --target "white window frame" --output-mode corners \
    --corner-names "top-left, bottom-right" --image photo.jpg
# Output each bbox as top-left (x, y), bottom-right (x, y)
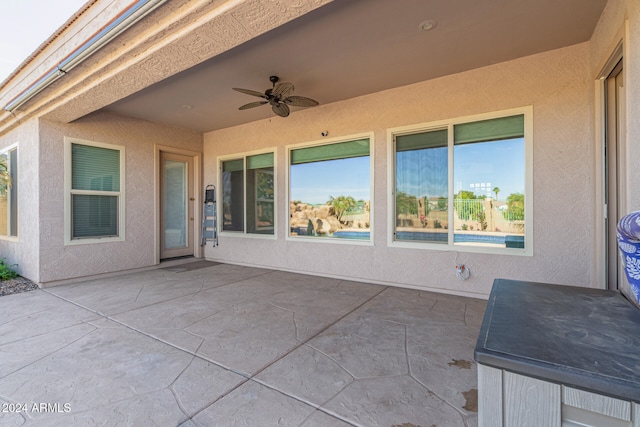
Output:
top-left (286, 132), bottom-right (374, 246)
top-left (388, 106), bottom-right (533, 256)
top-left (0, 143), bottom-right (18, 241)
top-left (217, 148), bottom-right (277, 239)
top-left (64, 137), bottom-right (126, 245)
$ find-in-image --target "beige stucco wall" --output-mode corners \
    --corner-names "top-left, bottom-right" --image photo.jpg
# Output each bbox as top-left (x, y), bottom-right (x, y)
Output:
top-left (203, 42), bottom-right (595, 298)
top-left (624, 0), bottom-right (640, 212)
top-left (586, 0), bottom-right (640, 284)
top-left (38, 111), bottom-right (202, 284)
top-left (0, 119), bottom-right (40, 281)
top-left (589, 0), bottom-right (638, 211)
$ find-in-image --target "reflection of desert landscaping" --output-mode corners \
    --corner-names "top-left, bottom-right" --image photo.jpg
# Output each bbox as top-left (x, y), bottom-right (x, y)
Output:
top-left (290, 195), bottom-right (370, 238)
top-left (396, 190), bottom-right (525, 247)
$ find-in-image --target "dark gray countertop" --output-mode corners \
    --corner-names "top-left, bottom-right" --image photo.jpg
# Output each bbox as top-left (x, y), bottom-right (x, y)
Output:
top-left (475, 279), bottom-right (640, 403)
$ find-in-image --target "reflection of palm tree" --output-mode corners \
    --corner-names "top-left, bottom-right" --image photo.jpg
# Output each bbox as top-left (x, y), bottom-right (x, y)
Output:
top-left (492, 187), bottom-right (500, 201)
top-left (328, 195), bottom-right (356, 224)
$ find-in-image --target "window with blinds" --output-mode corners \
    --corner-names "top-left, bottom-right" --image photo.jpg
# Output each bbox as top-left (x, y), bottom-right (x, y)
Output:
top-left (0, 146), bottom-right (18, 238)
top-left (221, 151), bottom-right (275, 235)
top-left (67, 141), bottom-right (124, 241)
top-left (391, 108), bottom-right (531, 254)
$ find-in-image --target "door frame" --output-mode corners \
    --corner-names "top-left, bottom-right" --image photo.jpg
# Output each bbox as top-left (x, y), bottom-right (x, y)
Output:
top-left (595, 40), bottom-right (625, 289)
top-left (154, 145), bottom-right (202, 264)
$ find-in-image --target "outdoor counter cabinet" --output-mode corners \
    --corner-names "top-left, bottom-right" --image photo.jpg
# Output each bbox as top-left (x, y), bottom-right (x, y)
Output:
top-left (474, 279), bottom-right (640, 427)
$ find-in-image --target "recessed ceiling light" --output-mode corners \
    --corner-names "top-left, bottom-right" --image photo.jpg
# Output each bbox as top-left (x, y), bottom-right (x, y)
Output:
top-left (419, 19), bottom-right (437, 32)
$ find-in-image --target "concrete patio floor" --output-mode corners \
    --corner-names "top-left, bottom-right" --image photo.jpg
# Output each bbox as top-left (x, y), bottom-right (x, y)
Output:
top-left (0, 261), bottom-right (486, 427)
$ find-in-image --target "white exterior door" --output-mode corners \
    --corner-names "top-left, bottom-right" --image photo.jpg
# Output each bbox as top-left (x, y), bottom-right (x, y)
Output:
top-left (160, 152), bottom-right (194, 259)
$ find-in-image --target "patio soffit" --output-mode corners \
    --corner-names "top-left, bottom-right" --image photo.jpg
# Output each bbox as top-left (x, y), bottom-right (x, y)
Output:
top-left (1, 0), bottom-right (608, 134)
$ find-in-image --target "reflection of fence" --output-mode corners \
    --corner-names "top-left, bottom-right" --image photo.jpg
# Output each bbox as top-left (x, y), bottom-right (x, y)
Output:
top-left (341, 201), bottom-right (367, 222)
top-left (494, 210), bottom-right (524, 233)
top-left (396, 198), bottom-right (524, 234)
top-left (453, 199), bottom-right (484, 221)
top-left (453, 199), bottom-right (524, 233)
top-left (345, 201), bottom-right (367, 215)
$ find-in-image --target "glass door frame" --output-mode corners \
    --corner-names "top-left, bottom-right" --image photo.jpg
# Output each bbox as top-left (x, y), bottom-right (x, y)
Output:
top-left (155, 146), bottom-right (202, 263)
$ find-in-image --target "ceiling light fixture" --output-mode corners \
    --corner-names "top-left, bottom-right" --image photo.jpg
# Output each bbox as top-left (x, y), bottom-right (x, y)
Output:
top-left (419, 19), bottom-right (437, 32)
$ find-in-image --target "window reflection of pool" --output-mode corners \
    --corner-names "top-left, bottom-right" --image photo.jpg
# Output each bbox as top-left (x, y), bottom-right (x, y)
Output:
top-left (291, 228), bottom-right (524, 248)
top-left (329, 230), bottom-right (524, 247)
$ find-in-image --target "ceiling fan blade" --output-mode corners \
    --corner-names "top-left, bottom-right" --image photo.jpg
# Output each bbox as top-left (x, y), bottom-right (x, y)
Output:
top-left (239, 101), bottom-right (268, 110)
top-left (272, 103), bottom-right (290, 117)
top-left (283, 96), bottom-right (319, 107)
top-left (233, 87), bottom-right (267, 98)
top-left (272, 81), bottom-right (294, 99)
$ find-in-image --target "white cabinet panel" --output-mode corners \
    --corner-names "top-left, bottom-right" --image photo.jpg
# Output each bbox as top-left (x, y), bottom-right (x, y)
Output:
top-left (563, 386), bottom-right (631, 421)
top-left (478, 364), bottom-right (503, 427)
top-left (504, 371), bottom-right (561, 427)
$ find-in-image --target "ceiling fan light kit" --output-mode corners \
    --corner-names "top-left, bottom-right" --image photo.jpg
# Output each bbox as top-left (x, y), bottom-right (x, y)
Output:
top-left (233, 76), bottom-right (319, 117)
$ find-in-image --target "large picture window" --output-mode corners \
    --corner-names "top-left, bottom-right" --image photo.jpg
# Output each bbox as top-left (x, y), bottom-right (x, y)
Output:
top-left (221, 152), bottom-right (274, 235)
top-left (0, 146), bottom-right (18, 238)
top-left (65, 139), bottom-right (124, 243)
top-left (391, 108), bottom-right (531, 253)
top-left (289, 137), bottom-right (371, 241)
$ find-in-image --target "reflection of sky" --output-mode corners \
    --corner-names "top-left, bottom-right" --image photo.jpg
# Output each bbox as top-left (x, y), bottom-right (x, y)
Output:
top-left (397, 138), bottom-right (525, 200)
top-left (290, 156), bottom-right (370, 205)
top-left (288, 138), bottom-right (524, 205)
top-left (454, 138), bottom-right (524, 199)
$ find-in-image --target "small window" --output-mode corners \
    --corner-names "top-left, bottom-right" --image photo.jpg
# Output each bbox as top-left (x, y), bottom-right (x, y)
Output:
top-left (289, 136), bottom-right (371, 241)
top-left (392, 108), bottom-right (531, 254)
top-left (65, 139), bottom-right (124, 243)
top-left (0, 146), bottom-right (18, 238)
top-left (221, 151), bottom-right (275, 235)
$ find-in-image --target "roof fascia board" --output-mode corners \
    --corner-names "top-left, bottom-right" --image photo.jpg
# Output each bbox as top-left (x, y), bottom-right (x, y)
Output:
top-left (4, 0), bottom-right (169, 112)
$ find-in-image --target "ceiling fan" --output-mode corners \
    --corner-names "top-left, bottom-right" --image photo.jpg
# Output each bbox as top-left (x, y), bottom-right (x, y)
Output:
top-left (233, 76), bottom-right (319, 117)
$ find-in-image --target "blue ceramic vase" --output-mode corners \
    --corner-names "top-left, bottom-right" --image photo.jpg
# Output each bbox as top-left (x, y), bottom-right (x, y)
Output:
top-left (617, 210), bottom-right (640, 306)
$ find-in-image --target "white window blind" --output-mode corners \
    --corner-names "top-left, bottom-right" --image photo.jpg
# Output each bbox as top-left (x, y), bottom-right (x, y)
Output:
top-left (70, 143), bottom-right (121, 239)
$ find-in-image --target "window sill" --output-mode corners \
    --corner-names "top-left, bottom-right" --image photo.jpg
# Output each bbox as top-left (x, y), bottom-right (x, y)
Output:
top-left (65, 236), bottom-right (124, 246)
top-left (389, 239), bottom-right (532, 256)
top-left (287, 234), bottom-right (374, 246)
top-left (219, 231), bottom-right (276, 240)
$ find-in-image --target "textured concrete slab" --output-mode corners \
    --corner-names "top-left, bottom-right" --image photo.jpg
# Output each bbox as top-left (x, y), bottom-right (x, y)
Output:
top-left (0, 263), bottom-right (484, 426)
top-left (322, 375), bottom-right (465, 426)
top-left (171, 357), bottom-right (247, 416)
top-left (0, 290), bottom-right (98, 346)
top-left (48, 270), bottom-right (208, 316)
top-left (255, 344), bottom-right (354, 405)
top-left (187, 300), bottom-right (301, 375)
top-left (192, 381), bottom-right (315, 426)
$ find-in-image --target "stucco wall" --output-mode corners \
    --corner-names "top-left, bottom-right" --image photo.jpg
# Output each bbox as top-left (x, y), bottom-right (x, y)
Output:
top-left (0, 119), bottom-right (40, 281)
top-left (38, 111), bottom-right (202, 284)
top-left (624, 0), bottom-right (640, 212)
top-left (586, 0), bottom-right (640, 285)
top-left (591, 0), bottom-right (640, 212)
top-left (203, 43), bottom-right (595, 298)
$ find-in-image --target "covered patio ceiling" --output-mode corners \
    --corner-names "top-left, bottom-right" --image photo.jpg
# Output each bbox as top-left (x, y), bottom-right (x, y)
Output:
top-left (104, 0), bottom-right (608, 133)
